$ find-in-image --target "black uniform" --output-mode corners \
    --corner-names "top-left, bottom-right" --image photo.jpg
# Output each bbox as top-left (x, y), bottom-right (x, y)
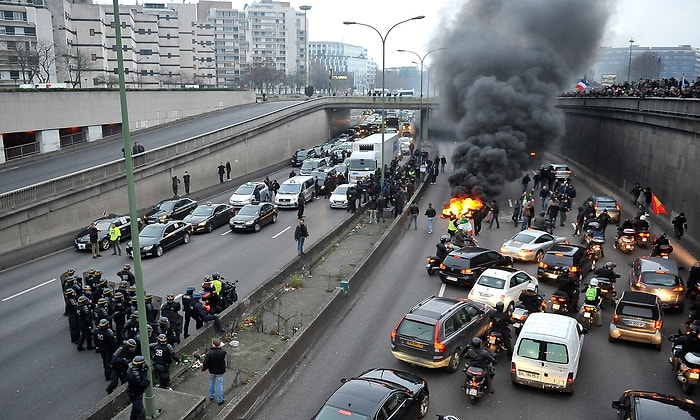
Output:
top-left (94, 326), bottom-right (118, 380)
top-left (182, 291), bottom-right (195, 339)
top-left (121, 317), bottom-right (140, 341)
top-left (161, 300), bottom-right (182, 343)
top-left (126, 362), bottom-right (149, 419)
top-left (117, 269), bottom-right (136, 286)
top-left (464, 346), bottom-right (497, 392)
top-left (557, 273), bottom-right (579, 312)
top-left (107, 343), bottom-right (139, 394)
top-left (64, 292), bottom-right (81, 343)
top-left (149, 342), bottom-right (180, 388)
top-left (76, 300), bottom-right (94, 351)
top-left (193, 299), bottom-right (224, 333)
top-left (489, 311), bottom-right (514, 355)
top-left (518, 290), bottom-right (543, 313)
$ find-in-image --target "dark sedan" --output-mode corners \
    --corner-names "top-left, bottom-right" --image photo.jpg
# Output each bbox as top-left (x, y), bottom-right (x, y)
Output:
top-left (229, 202), bottom-right (278, 232)
top-left (126, 220), bottom-right (191, 258)
top-left (145, 197), bottom-right (197, 224)
top-left (313, 368), bottom-right (429, 420)
top-left (183, 202), bottom-right (234, 233)
top-left (74, 214), bottom-right (131, 252)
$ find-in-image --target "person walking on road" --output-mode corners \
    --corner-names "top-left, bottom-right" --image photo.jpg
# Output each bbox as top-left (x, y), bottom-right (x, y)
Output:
top-left (407, 203), bottom-right (419, 230)
top-left (217, 162), bottom-right (225, 184)
top-left (440, 155), bottom-right (447, 173)
top-left (488, 200), bottom-right (500, 229)
top-left (294, 218), bottom-right (309, 255)
top-left (127, 356), bottom-right (150, 419)
top-left (425, 203), bottom-right (437, 234)
top-left (109, 223), bottom-right (122, 256)
top-left (225, 160), bottom-right (232, 181)
top-left (297, 192), bottom-right (305, 219)
top-left (673, 212), bottom-right (688, 239)
top-left (183, 171), bottom-right (191, 195)
top-left (171, 175), bottom-right (180, 197)
top-left (201, 338), bottom-right (227, 405)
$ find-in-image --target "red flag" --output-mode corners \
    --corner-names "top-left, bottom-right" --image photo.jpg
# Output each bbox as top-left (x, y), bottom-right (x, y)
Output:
top-left (651, 193), bottom-right (669, 216)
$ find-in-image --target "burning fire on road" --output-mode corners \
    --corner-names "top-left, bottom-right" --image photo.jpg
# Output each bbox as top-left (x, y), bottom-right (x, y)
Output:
top-left (441, 195), bottom-right (484, 219)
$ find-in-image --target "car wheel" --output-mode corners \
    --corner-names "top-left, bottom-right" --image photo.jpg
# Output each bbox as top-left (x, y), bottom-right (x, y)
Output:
top-left (206, 223), bottom-right (213, 233)
top-left (608, 335), bottom-right (617, 344)
top-left (183, 233), bottom-right (190, 244)
top-left (417, 390), bottom-right (429, 418)
top-left (535, 250), bottom-right (544, 263)
top-left (507, 302), bottom-right (515, 317)
top-left (101, 238), bottom-right (110, 251)
top-left (254, 223), bottom-right (261, 232)
top-left (272, 214), bottom-right (278, 223)
top-left (155, 245), bottom-right (164, 257)
top-left (446, 348), bottom-right (461, 373)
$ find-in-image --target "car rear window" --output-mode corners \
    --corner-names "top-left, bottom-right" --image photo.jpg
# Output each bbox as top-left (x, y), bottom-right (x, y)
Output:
top-left (477, 275), bottom-right (506, 289)
top-left (443, 255), bottom-right (473, 269)
top-left (511, 233), bottom-right (535, 243)
top-left (516, 339), bottom-right (569, 363)
top-left (543, 254), bottom-right (573, 266)
top-left (618, 304), bottom-right (658, 319)
top-left (641, 273), bottom-right (679, 287)
top-left (396, 319), bottom-right (434, 341)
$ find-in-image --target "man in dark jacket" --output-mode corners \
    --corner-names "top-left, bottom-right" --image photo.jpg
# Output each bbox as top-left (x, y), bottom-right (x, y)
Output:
top-left (127, 356), bottom-right (150, 419)
top-left (202, 338), bottom-right (227, 405)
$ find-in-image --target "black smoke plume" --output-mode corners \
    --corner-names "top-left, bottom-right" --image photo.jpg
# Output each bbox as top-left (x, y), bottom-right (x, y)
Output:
top-left (431, 0), bottom-right (610, 198)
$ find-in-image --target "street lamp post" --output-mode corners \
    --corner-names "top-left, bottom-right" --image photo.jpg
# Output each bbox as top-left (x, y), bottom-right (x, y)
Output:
top-left (627, 37), bottom-right (634, 83)
top-left (397, 47), bottom-right (445, 148)
top-left (58, 25), bottom-right (81, 88)
top-left (343, 16), bottom-right (424, 188)
top-left (300, 5), bottom-right (311, 90)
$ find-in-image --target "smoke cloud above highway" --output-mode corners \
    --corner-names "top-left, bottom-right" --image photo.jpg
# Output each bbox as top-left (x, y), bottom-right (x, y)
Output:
top-left (431, 0), bottom-right (610, 197)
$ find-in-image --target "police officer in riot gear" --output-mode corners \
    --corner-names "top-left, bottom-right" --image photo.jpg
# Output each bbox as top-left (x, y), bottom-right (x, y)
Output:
top-left (117, 264), bottom-right (136, 286)
top-left (93, 297), bottom-right (111, 329)
top-left (110, 291), bottom-right (128, 342)
top-left (126, 355), bottom-right (150, 419)
top-left (107, 338), bottom-right (139, 394)
top-left (182, 286), bottom-right (196, 339)
top-left (149, 334), bottom-right (180, 390)
top-left (76, 295), bottom-right (94, 351)
top-left (157, 316), bottom-right (178, 345)
top-left (192, 293), bottom-right (225, 333)
top-left (121, 311), bottom-right (140, 341)
top-left (161, 294), bottom-right (182, 343)
top-left (94, 319), bottom-right (118, 381)
top-left (64, 289), bottom-right (81, 344)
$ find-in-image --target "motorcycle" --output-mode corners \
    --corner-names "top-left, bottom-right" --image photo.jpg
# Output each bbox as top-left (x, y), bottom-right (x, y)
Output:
top-left (594, 277), bottom-right (618, 308)
top-left (651, 244), bottom-right (674, 259)
top-left (511, 297), bottom-right (546, 337)
top-left (635, 227), bottom-right (651, 248)
top-left (486, 330), bottom-right (509, 361)
top-left (426, 256), bottom-right (443, 276)
top-left (588, 235), bottom-right (606, 261)
top-left (579, 303), bottom-right (600, 328)
top-left (581, 221), bottom-right (603, 246)
top-left (462, 363), bottom-right (492, 404)
top-left (550, 290), bottom-right (575, 315)
top-left (613, 228), bottom-right (636, 253)
top-left (669, 335), bottom-right (700, 395)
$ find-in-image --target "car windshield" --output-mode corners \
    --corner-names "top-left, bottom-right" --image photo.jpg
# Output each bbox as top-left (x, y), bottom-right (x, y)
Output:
top-left (140, 225), bottom-right (163, 238)
top-left (296, 151), bottom-right (308, 159)
top-left (234, 185), bottom-right (254, 195)
top-left (314, 405), bottom-right (369, 420)
top-left (641, 273), bottom-right (678, 287)
top-left (347, 159), bottom-right (377, 171)
top-left (332, 186), bottom-right (349, 195)
top-left (597, 200), bottom-right (617, 210)
top-left (477, 275), bottom-right (506, 289)
top-left (396, 319), bottom-right (434, 340)
top-left (191, 207), bottom-right (215, 217)
top-left (301, 161), bottom-right (317, 170)
top-left (278, 183), bottom-right (301, 194)
top-left (95, 220), bottom-right (113, 230)
top-left (237, 206), bottom-right (259, 216)
top-left (510, 233), bottom-right (535, 244)
top-left (155, 201), bottom-right (175, 211)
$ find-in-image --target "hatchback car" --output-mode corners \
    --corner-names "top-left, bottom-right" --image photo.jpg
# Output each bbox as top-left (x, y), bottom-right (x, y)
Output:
top-left (609, 291), bottom-right (663, 350)
top-left (145, 198), bottom-right (197, 224)
top-left (228, 182), bottom-right (269, 208)
top-left (299, 157), bottom-right (329, 176)
top-left (629, 257), bottom-right (685, 311)
top-left (438, 247), bottom-right (513, 287)
top-left (126, 220), bottom-right (191, 258)
top-left (328, 183), bottom-right (357, 209)
top-left (468, 268), bottom-right (538, 315)
top-left (500, 229), bottom-right (568, 262)
top-left (182, 202), bottom-right (233, 234)
top-left (612, 390), bottom-right (700, 419)
top-left (229, 202), bottom-right (278, 232)
top-left (550, 163), bottom-right (572, 179)
top-left (313, 368), bottom-right (429, 420)
top-left (74, 214), bottom-right (131, 252)
top-left (390, 296), bottom-right (493, 372)
top-left (537, 244), bottom-right (596, 282)
top-left (586, 195), bottom-right (621, 224)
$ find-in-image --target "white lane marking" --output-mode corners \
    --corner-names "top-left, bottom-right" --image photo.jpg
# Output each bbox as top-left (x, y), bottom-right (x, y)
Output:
top-left (508, 199), bottom-right (513, 208)
top-left (272, 226), bottom-right (292, 239)
top-left (221, 230), bottom-right (231, 236)
top-left (2, 278), bottom-right (56, 302)
top-left (438, 282), bottom-right (447, 297)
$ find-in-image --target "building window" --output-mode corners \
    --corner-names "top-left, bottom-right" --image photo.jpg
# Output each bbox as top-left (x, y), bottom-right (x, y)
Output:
top-left (91, 53), bottom-right (97, 61)
top-left (138, 28), bottom-right (145, 35)
top-left (10, 70), bottom-right (20, 80)
top-left (90, 28), bottom-right (95, 36)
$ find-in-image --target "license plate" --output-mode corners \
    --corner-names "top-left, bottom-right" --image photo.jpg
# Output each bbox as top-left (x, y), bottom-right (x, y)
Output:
top-left (583, 312), bottom-right (591, 318)
top-left (552, 304), bottom-right (560, 311)
top-left (406, 341), bottom-right (424, 349)
top-left (691, 373), bottom-right (699, 380)
top-left (627, 321), bottom-right (645, 328)
top-left (513, 322), bottom-right (521, 328)
top-left (520, 370), bottom-right (539, 379)
top-left (446, 276), bottom-right (458, 282)
top-left (78, 243), bottom-right (86, 250)
top-left (488, 338), bottom-right (496, 344)
top-left (468, 388), bottom-right (478, 396)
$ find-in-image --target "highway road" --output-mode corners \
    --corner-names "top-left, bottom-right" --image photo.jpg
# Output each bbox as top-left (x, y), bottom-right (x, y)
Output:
top-left (253, 139), bottom-right (690, 420)
top-left (0, 101), bottom-right (300, 193)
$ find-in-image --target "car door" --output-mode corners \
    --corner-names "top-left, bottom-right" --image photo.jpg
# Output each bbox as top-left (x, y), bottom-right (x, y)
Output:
top-left (378, 391), bottom-right (413, 420)
top-left (536, 233), bottom-right (555, 250)
top-left (260, 204), bottom-right (273, 226)
top-left (161, 223), bottom-right (177, 249)
top-left (213, 205), bottom-right (228, 227)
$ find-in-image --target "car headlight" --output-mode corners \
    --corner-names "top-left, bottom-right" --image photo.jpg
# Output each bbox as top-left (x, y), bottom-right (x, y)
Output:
top-left (143, 245), bottom-right (153, 251)
top-left (160, 215), bottom-right (167, 222)
top-left (245, 220), bottom-right (255, 225)
top-left (198, 221), bottom-right (207, 226)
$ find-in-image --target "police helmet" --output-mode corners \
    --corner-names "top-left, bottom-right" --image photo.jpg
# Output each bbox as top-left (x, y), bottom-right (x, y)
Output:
top-left (77, 295), bottom-right (88, 304)
top-left (471, 337), bottom-right (482, 349)
top-left (203, 274), bottom-right (212, 282)
top-left (526, 283), bottom-right (536, 293)
top-left (132, 355), bottom-right (146, 365)
top-left (65, 277), bottom-right (76, 284)
top-left (102, 288), bottom-right (112, 297)
top-left (145, 294), bottom-right (153, 301)
top-left (166, 294), bottom-right (175, 301)
top-left (126, 338), bottom-right (137, 348)
top-left (123, 264), bottom-right (131, 271)
top-left (64, 288), bottom-right (76, 297)
top-left (186, 286), bottom-right (196, 294)
top-left (440, 234), bottom-right (450, 243)
top-left (98, 319), bottom-right (109, 328)
top-left (119, 280), bottom-right (129, 288)
top-left (97, 297), bottom-right (108, 306)
top-left (83, 285), bottom-right (92, 292)
top-left (159, 316), bottom-right (169, 326)
top-left (212, 272), bottom-right (221, 280)
top-left (146, 324), bottom-right (153, 333)
top-left (193, 293), bottom-right (202, 300)
top-left (131, 311), bottom-right (139, 319)
top-left (98, 278), bottom-right (107, 286)
top-left (88, 268), bottom-right (96, 275)
top-left (130, 296), bottom-right (138, 304)
top-left (604, 262), bottom-right (617, 270)
top-left (94, 270), bottom-right (103, 277)
top-left (127, 285), bottom-right (137, 294)
top-left (590, 278), bottom-right (599, 287)
top-left (67, 269), bottom-right (75, 276)
top-left (495, 301), bottom-right (505, 312)
top-left (113, 292), bottom-right (124, 301)
top-left (157, 334), bottom-right (168, 343)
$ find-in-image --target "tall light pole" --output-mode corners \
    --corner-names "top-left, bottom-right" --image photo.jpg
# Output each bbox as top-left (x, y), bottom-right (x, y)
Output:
top-left (58, 25), bottom-right (81, 88)
top-left (300, 5), bottom-right (312, 90)
top-left (343, 16), bottom-right (424, 188)
top-left (397, 47), bottom-right (445, 148)
top-left (627, 37), bottom-right (634, 83)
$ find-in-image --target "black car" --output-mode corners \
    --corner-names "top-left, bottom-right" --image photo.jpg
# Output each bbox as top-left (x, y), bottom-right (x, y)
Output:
top-left (126, 220), bottom-right (191, 258)
top-left (145, 198), bottom-right (197, 224)
top-left (391, 296), bottom-right (493, 372)
top-left (313, 368), bottom-right (429, 420)
top-left (537, 244), bottom-right (596, 282)
top-left (74, 214), bottom-right (131, 252)
top-left (183, 202), bottom-right (233, 234)
top-left (612, 390), bottom-right (700, 419)
top-left (438, 247), bottom-right (513, 287)
top-left (291, 148), bottom-right (317, 166)
top-left (229, 202), bottom-right (278, 232)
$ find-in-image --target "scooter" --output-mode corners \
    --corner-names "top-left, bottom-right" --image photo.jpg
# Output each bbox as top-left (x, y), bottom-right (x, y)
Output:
top-left (613, 228), bottom-right (636, 253)
top-left (485, 330), bottom-right (509, 361)
top-left (589, 235), bottom-right (606, 260)
top-left (426, 256), bottom-right (443, 275)
top-left (579, 303), bottom-right (600, 328)
top-left (595, 277), bottom-right (618, 308)
top-left (462, 363), bottom-right (491, 404)
top-left (651, 244), bottom-right (674, 259)
top-left (669, 335), bottom-right (700, 395)
top-left (550, 290), bottom-right (576, 315)
top-left (511, 297), bottom-right (546, 337)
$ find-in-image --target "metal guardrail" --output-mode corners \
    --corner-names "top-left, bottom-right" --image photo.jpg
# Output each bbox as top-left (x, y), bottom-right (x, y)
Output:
top-left (4, 142), bottom-right (39, 160)
top-left (556, 97), bottom-right (700, 118)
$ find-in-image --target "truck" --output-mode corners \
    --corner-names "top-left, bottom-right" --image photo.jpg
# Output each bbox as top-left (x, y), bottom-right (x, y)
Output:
top-left (347, 133), bottom-right (399, 183)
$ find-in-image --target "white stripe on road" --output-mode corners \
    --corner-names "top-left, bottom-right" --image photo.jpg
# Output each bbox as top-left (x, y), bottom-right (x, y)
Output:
top-left (2, 278), bottom-right (56, 302)
top-left (221, 230), bottom-right (231, 236)
top-left (508, 199), bottom-right (513, 208)
top-left (272, 226), bottom-right (292, 239)
top-left (438, 282), bottom-right (447, 297)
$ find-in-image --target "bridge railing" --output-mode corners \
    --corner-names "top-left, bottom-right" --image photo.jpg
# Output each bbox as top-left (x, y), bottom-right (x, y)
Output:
top-left (557, 97), bottom-right (700, 118)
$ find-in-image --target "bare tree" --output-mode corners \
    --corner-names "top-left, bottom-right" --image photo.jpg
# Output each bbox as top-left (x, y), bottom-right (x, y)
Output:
top-left (94, 74), bottom-right (120, 88)
top-left (35, 40), bottom-right (56, 83)
top-left (56, 44), bottom-right (91, 87)
top-left (14, 41), bottom-right (39, 84)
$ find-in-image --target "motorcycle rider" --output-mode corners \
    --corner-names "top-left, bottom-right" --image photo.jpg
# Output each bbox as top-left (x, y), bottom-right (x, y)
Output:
top-left (463, 337), bottom-right (497, 394)
top-left (581, 279), bottom-right (603, 326)
top-left (671, 326), bottom-right (700, 373)
top-left (556, 267), bottom-right (579, 313)
top-left (517, 283), bottom-right (543, 313)
top-left (453, 227), bottom-right (467, 248)
top-left (594, 262), bottom-right (619, 284)
top-left (489, 301), bottom-right (514, 356)
top-left (616, 219), bottom-right (636, 242)
top-left (651, 232), bottom-right (670, 257)
top-left (633, 215), bottom-right (650, 232)
top-left (436, 235), bottom-right (452, 262)
top-left (687, 263), bottom-right (700, 298)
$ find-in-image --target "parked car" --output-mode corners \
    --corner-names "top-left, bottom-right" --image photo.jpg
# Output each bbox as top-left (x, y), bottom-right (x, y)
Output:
top-left (328, 183), bottom-right (357, 209)
top-left (438, 247), bottom-right (513, 287)
top-left (612, 390), bottom-right (700, 419)
top-left (145, 198), bottom-right (197, 224)
top-left (537, 244), bottom-right (596, 282)
top-left (291, 149), bottom-right (312, 166)
top-left (629, 257), bottom-right (685, 311)
top-left (228, 181), bottom-right (269, 208)
top-left (390, 296), bottom-right (493, 372)
top-left (74, 214), bottom-right (131, 252)
top-left (182, 202), bottom-right (233, 233)
top-left (313, 368), bottom-right (429, 420)
top-left (229, 202), bottom-right (278, 232)
top-left (609, 291), bottom-right (663, 351)
top-left (468, 268), bottom-right (538, 315)
top-left (500, 229), bottom-right (568, 262)
top-left (126, 220), bottom-right (191, 258)
top-left (586, 195), bottom-right (621, 224)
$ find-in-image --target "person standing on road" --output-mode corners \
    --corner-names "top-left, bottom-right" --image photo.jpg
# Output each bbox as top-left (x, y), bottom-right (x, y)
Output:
top-left (440, 155), bottom-right (447, 173)
top-left (182, 286), bottom-right (196, 339)
top-left (673, 212), bottom-right (688, 239)
top-left (225, 160), bottom-right (232, 181)
top-left (89, 222), bottom-right (101, 258)
top-left (294, 218), bottom-right (309, 255)
top-left (171, 175), bottom-right (180, 197)
top-left (183, 171), bottom-right (191, 195)
top-left (431, 164), bottom-right (439, 184)
top-left (521, 173), bottom-right (531, 193)
top-left (109, 223), bottom-right (122, 256)
top-left (488, 200), bottom-right (500, 229)
top-left (424, 203), bottom-right (437, 234)
top-left (297, 192), bottom-right (305, 219)
top-left (407, 203), bottom-right (419, 230)
top-left (377, 194), bottom-right (387, 222)
top-left (201, 338), bottom-right (227, 405)
top-left (217, 162), bottom-right (225, 184)
top-left (368, 197), bottom-right (378, 224)
top-left (126, 356), bottom-right (150, 419)
top-left (150, 334), bottom-right (180, 390)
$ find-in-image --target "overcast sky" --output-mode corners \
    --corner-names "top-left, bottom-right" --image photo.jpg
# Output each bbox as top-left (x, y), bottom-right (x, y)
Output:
top-left (95, 0), bottom-right (700, 68)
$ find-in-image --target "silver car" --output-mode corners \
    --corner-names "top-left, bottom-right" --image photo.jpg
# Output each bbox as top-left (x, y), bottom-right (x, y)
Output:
top-left (228, 181), bottom-right (269, 208)
top-left (500, 229), bottom-right (568, 262)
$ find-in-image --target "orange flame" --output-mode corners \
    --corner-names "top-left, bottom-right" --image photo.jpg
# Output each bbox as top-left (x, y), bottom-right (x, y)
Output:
top-left (441, 196), bottom-right (484, 219)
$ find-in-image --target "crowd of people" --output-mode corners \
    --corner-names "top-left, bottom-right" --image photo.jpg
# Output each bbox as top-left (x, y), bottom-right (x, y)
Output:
top-left (562, 77), bottom-right (700, 99)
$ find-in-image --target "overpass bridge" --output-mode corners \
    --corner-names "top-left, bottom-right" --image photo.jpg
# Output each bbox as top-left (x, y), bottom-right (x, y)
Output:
top-left (0, 95), bottom-right (698, 270)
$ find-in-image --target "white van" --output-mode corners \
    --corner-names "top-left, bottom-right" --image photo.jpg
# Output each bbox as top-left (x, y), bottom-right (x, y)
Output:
top-left (510, 312), bottom-right (587, 393)
top-left (274, 176), bottom-right (314, 208)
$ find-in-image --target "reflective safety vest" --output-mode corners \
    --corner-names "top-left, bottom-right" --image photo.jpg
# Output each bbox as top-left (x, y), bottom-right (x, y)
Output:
top-left (109, 226), bottom-right (121, 241)
top-left (585, 286), bottom-right (598, 301)
top-left (447, 219), bottom-right (457, 232)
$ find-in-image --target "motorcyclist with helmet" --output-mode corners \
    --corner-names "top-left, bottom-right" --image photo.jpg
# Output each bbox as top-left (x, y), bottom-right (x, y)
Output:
top-left (594, 262), bottom-right (619, 283)
top-left (489, 301), bottom-right (514, 356)
top-left (670, 326), bottom-right (700, 373)
top-left (517, 283), bottom-right (544, 314)
top-left (651, 232), bottom-right (671, 257)
top-left (581, 279), bottom-right (603, 326)
top-left (436, 235), bottom-right (452, 261)
top-left (633, 215), bottom-right (649, 232)
top-left (556, 267), bottom-right (579, 313)
top-left (687, 263), bottom-right (700, 298)
top-left (616, 219), bottom-right (636, 242)
top-left (463, 337), bottom-right (497, 394)
top-left (211, 272), bottom-right (224, 296)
